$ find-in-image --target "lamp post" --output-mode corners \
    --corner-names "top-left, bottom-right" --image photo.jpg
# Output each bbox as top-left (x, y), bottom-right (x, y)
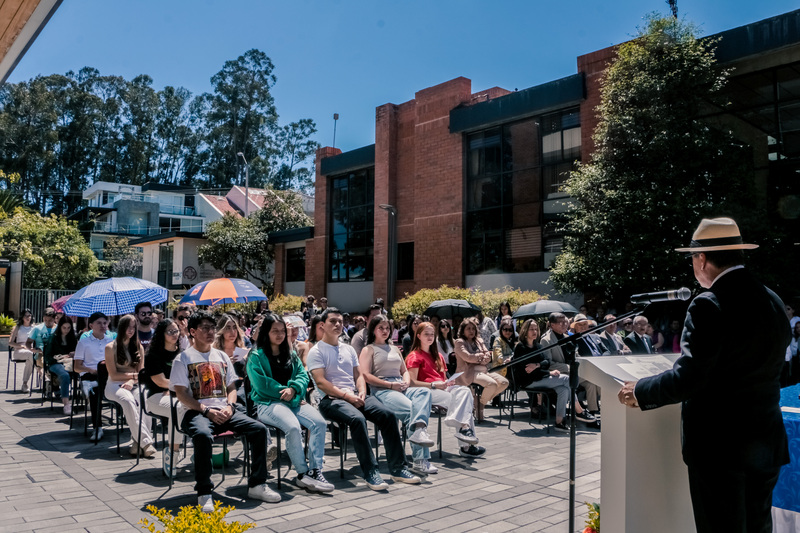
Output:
top-left (236, 152), bottom-right (249, 217)
top-left (378, 204), bottom-right (397, 309)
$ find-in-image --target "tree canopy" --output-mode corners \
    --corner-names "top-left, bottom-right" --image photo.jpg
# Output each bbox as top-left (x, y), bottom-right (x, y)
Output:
top-left (198, 189), bottom-right (311, 287)
top-left (550, 15), bottom-right (766, 301)
top-left (0, 49), bottom-right (319, 215)
top-left (0, 208), bottom-right (99, 289)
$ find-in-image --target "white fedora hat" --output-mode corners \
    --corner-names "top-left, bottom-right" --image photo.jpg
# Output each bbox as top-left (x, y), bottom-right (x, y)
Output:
top-left (675, 217), bottom-right (758, 253)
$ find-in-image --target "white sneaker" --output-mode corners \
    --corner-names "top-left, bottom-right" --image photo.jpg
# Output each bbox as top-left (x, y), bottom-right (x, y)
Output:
top-left (408, 427), bottom-right (435, 447)
top-left (248, 483), bottom-right (281, 503)
top-left (21, 384), bottom-right (29, 393)
top-left (90, 427), bottom-right (104, 442)
top-left (296, 469), bottom-right (335, 493)
top-left (198, 494), bottom-right (214, 513)
top-left (63, 403), bottom-right (72, 415)
top-left (411, 459), bottom-right (439, 475)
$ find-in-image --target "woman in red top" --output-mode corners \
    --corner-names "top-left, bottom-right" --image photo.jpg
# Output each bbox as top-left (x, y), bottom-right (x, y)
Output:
top-left (406, 322), bottom-right (485, 458)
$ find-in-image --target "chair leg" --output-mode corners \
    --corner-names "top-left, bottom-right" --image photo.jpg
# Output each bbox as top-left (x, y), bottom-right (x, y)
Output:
top-left (276, 431), bottom-right (282, 490)
top-left (437, 413), bottom-right (443, 459)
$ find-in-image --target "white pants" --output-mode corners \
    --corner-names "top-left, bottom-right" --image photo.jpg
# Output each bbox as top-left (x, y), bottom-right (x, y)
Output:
top-left (12, 348), bottom-right (34, 387)
top-left (105, 380), bottom-right (153, 447)
top-left (429, 385), bottom-right (475, 434)
top-left (145, 391), bottom-right (185, 448)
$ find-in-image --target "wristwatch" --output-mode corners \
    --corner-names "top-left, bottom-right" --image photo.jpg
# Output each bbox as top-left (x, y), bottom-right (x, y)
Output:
top-left (202, 406), bottom-right (210, 416)
top-left (430, 382), bottom-right (435, 389)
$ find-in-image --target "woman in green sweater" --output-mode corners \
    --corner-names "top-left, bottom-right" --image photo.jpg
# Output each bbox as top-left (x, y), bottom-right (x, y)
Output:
top-left (247, 312), bottom-right (334, 493)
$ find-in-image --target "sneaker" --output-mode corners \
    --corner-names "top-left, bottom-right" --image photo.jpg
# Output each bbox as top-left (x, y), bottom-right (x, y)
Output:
top-left (309, 469), bottom-right (334, 492)
top-left (248, 483), bottom-right (281, 503)
top-left (21, 384), bottom-right (29, 394)
top-left (63, 402), bottom-right (72, 415)
top-left (129, 441), bottom-right (140, 456)
top-left (554, 421), bottom-right (570, 433)
top-left (455, 427), bottom-right (479, 445)
top-left (410, 459), bottom-right (438, 476)
top-left (90, 427), bottom-right (104, 442)
top-left (142, 444), bottom-right (157, 459)
top-left (459, 444), bottom-right (486, 458)
top-left (364, 469), bottom-right (389, 491)
top-left (575, 411), bottom-right (596, 423)
top-left (390, 468), bottom-right (421, 484)
top-left (408, 427), bottom-right (434, 447)
top-left (198, 494), bottom-right (214, 513)
top-left (266, 442), bottom-right (278, 469)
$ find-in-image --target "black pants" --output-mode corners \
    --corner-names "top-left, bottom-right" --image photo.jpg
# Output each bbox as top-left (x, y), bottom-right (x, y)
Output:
top-left (181, 409), bottom-right (268, 496)
top-left (687, 463), bottom-right (782, 533)
top-left (319, 395), bottom-right (405, 476)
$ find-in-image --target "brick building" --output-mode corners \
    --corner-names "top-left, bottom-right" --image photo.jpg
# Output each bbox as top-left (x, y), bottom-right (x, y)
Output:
top-left (273, 9), bottom-right (800, 313)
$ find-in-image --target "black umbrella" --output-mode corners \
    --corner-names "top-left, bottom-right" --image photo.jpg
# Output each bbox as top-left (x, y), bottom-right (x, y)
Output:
top-left (423, 299), bottom-right (481, 320)
top-left (511, 299), bottom-right (578, 320)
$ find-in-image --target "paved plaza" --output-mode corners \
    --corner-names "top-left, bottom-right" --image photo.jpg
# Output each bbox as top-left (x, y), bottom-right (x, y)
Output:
top-left (0, 366), bottom-right (601, 533)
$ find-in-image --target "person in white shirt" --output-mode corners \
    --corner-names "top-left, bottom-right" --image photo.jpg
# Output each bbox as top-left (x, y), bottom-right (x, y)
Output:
top-left (171, 311), bottom-right (278, 513)
top-left (73, 312), bottom-right (114, 442)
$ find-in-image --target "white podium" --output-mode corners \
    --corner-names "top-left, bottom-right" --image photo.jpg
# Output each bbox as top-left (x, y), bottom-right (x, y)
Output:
top-left (579, 354), bottom-right (696, 533)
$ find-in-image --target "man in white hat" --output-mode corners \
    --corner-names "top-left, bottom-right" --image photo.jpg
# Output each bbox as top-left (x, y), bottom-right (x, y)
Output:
top-left (618, 217), bottom-right (790, 532)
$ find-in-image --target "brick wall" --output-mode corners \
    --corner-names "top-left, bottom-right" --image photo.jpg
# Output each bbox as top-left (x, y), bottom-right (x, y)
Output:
top-left (273, 242), bottom-right (285, 295)
top-left (305, 146), bottom-right (341, 300)
top-left (577, 45), bottom-right (617, 159)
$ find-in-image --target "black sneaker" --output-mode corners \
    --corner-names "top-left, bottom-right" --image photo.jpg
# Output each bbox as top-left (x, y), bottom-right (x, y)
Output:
top-left (390, 468), bottom-right (421, 484)
top-left (459, 444), bottom-right (486, 458)
top-left (575, 411), bottom-right (596, 423)
top-left (455, 427), bottom-right (479, 445)
top-left (364, 469), bottom-right (388, 491)
top-left (554, 421), bottom-right (570, 432)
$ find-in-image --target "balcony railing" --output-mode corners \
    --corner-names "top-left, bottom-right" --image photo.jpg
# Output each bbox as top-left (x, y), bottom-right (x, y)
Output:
top-left (84, 192), bottom-right (197, 215)
top-left (90, 221), bottom-right (205, 236)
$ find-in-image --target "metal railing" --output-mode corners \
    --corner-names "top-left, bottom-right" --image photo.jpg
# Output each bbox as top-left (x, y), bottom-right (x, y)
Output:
top-left (21, 289), bottom-right (77, 321)
top-left (90, 221), bottom-right (205, 236)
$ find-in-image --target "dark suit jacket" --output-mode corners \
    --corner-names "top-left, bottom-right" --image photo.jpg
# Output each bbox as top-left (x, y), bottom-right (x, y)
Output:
top-left (624, 332), bottom-right (653, 354)
top-left (576, 334), bottom-right (609, 357)
top-left (635, 268), bottom-right (790, 469)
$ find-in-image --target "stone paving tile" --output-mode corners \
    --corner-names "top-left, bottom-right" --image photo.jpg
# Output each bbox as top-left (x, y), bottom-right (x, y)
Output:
top-left (0, 366), bottom-right (602, 533)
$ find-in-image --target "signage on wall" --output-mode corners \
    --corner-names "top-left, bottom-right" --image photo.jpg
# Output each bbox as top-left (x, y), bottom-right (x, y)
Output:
top-left (172, 271), bottom-right (182, 284)
top-left (183, 266), bottom-right (198, 281)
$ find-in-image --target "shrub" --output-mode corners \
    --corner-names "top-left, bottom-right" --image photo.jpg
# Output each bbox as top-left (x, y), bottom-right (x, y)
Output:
top-left (139, 502), bottom-right (255, 533)
top-left (390, 285), bottom-right (546, 319)
top-left (269, 293), bottom-right (305, 316)
top-left (0, 314), bottom-right (15, 335)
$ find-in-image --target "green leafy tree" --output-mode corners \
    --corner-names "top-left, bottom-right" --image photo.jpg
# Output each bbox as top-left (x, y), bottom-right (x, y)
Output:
top-left (0, 208), bottom-right (99, 289)
top-left (550, 15), bottom-right (761, 300)
top-left (198, 189), bottom-right (311, 288)
top-left (99, 236), bottom-right (143, 278)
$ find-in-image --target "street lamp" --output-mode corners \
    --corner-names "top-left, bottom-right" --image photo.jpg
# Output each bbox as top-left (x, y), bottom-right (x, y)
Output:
top-left (378, 204), bottom-right (397, 309)
top-left (236, 152), bottom-right (250, 217)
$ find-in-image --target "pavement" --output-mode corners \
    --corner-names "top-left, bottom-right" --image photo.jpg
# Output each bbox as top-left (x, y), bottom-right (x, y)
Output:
top-left (0, 367), bottom-right (601, 533)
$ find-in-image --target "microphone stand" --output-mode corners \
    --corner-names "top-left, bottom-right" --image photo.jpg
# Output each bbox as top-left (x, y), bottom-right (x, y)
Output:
top-left (489, 307), bottom-right (645, 533)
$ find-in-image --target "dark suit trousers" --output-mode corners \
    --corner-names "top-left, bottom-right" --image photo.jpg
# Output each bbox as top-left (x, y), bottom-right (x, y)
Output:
top-left (319, 395), bottom-right (405, 476)
top-left (687, 463), bottom-right (781, 533)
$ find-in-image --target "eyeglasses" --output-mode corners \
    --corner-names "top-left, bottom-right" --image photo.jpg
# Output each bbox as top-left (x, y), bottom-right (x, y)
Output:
top-left (165, 329), bottom-right (180, 336)
top-left (195, 325), bottom-right (216, 333)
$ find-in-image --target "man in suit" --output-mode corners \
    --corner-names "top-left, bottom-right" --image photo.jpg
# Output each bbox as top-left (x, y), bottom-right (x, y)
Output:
top-left (618, 217), bottom-right (790, 533)
top-left (623, 315), bottom-right (653, 354)
top-left (598, 315), bottom-right (630, 355)
top-left (571, 314), bottom-right (609, 357)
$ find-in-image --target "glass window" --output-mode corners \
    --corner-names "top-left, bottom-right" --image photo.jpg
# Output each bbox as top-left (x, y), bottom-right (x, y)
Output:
top-left (328, 168), bottom-right (374, 282)
top-left (397, 242), bottom-right (414, 280)
top-left (286, 248), bottom-right (305, 282)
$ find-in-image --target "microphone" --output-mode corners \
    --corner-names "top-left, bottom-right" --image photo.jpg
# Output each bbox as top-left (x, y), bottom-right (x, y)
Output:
top-left (630, 287), bottom-right (692, 305)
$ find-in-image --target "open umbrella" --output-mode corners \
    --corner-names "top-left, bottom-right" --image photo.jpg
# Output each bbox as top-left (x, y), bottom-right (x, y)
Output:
top-left (512, 299), bottom-right (578, 320)
top-left (180, 278), bottom-right (267, 306)
top-left (50, 293), bottom-right (74, 313)
top-left (62, 277), bottom-right (168, 317)
top-left (422, 299), bottom-right (481, 320)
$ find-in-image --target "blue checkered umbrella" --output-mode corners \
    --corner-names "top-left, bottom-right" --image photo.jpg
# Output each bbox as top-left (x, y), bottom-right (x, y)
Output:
top-left (62, 277), bottom-right (168, 317)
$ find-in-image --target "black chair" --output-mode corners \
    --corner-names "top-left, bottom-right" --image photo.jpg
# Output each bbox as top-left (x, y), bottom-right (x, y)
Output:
top-left (167, 390), bottom-right (248, 490)
top-left (242, 376), bottom-right (286, 489)
top-left (96, 361), bottom-right (122, 453)
top-left (136, 369), bottom-right (169, 466)
top-left (503, 369), bottom-right (555, 433)
top-left (6, 347), bottom-right (24, 390)
top-left (70, 372), bottom-right (93, 434)
top-left (327, 420), bottom-right (349, 478)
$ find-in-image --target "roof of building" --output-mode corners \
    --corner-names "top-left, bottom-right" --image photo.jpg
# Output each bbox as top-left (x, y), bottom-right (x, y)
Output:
top-left (199, 193), bottom-right (241, 217)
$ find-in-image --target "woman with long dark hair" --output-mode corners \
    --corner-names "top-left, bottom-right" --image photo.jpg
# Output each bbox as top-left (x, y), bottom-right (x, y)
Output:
top-left (495, 301), bottom-right (514, 329)
top-left (358, 315), bottom-right (436, 475)
top-left (8, 309), bottom-right (34, 393)
top-left (143, 318), bottom-right (183, 451)
top-left (248, 313), bottom-right (333, 493)
top-left (405, 322), bottom-right (485, 458)
top-left (45, 314), bottom-right (77, 414)
top-left (491, 318), bottom-right (517, 378)
top-left (454, 317), bottom-right (509, 413)
top-left (511, 319), bottom-right (570, 432)
top-left (104, 314), bottom-right (155, 458)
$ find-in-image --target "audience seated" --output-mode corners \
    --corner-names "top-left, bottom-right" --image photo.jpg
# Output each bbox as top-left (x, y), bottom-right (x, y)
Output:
top-left (454, 317), bottom-right (509, 413)
top-left (491, 318), bottom-right (516, 378)
top-left (45, 315), bottom-right (77, 414)
top-left (8, 309), bottom-right (35, 393)
top-left (142, 319), bottom-right (183, 452)
top-left (73, 312), bottom-right (115, 442)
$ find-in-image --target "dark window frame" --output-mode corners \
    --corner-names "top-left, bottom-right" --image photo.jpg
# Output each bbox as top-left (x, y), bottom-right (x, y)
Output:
top-left (328, 168), bottom-right (375, 282)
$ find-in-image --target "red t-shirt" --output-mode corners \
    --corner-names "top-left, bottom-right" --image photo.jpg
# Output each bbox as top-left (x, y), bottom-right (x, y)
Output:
top-left (405, 349), bottom-right (447, 382)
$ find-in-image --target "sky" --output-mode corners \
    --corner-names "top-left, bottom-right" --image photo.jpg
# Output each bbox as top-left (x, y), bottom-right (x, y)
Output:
top-left (8, 1), bottom-right (800, 154)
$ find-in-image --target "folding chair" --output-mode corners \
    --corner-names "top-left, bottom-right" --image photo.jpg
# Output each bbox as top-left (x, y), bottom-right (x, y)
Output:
top-left (136, 369), bottom-right (169, 466)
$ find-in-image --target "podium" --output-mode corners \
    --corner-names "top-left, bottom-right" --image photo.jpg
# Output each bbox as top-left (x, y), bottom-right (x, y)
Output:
top-left (579, 354), bottom-right (696, 533)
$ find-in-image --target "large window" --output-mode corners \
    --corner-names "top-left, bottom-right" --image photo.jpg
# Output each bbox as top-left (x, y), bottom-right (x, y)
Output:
top-left (542, 109), bottom-right (581, 198)
top-left (329, 168), bottom-right (374, 282)
top-left (466, 118), bottom-right (545, 275)
top-left (286, 247), bottom-right (305, 282)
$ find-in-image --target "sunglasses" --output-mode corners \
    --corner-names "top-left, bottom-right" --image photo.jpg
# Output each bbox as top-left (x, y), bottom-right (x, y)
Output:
top-left (501, 328), bottom-right (513, 332)
top-left (440, 324), bottom-right (450, 329)
top-left (165, 329), bottom-right (180, 336)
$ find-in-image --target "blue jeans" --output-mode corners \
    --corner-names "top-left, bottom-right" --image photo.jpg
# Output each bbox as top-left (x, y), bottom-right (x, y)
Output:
top-left (256, 401), bottom-right (327, 474)
top-left (373, 382), bottom-right (432, 461)
top-left (49, 363), bottom-right (70, 399)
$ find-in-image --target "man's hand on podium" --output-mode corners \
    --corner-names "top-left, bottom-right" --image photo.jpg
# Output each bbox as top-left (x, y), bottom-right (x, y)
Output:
top-left (618, 381), bottom-right (639, 408)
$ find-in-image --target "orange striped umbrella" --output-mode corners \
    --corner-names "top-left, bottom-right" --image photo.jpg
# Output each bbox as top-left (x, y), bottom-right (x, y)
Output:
top-left (179, 278), bottom-right (267, 306)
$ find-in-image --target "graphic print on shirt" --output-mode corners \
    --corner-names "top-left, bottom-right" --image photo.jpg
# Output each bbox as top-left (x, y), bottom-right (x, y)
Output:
top-left (186, 361), bottom-right (226, 399)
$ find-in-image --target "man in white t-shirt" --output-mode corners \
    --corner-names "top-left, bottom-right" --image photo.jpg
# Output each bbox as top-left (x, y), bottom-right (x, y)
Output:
top-left (171, 311), bottom-right (278, 512)
top-left (73, 312), bottom-right (114, 442)
top-left (308, 307), bottom-right (420, 491)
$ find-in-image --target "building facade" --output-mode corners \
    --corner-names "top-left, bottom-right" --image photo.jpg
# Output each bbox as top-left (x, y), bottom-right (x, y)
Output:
top-left (277, 9), bottom-right (800, 313)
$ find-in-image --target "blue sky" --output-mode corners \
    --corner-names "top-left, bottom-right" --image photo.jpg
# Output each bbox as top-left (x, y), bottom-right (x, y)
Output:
top-left (9, 1), bottom-right (800, 153)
